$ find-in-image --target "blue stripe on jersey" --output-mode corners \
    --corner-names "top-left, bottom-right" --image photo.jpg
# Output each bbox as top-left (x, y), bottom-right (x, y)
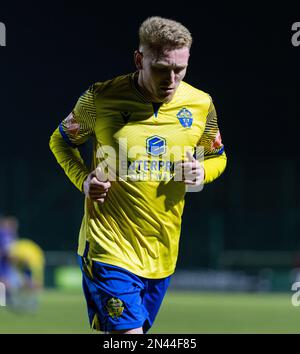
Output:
top-left (217, 146), bottom-right (225, 155)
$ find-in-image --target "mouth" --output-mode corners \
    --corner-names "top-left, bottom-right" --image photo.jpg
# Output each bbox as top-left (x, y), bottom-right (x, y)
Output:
top-left (160, 87), bottom-right (175, 93)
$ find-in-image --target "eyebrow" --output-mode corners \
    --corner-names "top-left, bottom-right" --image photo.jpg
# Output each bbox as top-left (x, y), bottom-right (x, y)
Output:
top-left (152, 62), bottom-right (187, 70)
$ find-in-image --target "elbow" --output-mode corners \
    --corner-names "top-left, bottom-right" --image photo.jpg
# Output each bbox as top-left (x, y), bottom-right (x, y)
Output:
top-left (49, 128), bottom-right (58, 153)
top-left (49, 127), bottom-right (65, 155)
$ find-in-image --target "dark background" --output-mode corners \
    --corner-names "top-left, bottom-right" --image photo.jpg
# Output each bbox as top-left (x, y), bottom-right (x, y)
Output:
top-left (1, 1), bottom-right (299, 270)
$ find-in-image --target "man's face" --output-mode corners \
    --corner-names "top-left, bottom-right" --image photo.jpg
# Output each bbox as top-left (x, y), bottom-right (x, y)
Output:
top-left (136, 46), bottom-right (190, 103)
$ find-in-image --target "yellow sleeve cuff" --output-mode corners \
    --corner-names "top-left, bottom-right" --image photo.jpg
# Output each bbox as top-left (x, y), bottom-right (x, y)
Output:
top-left (203, 152), bottom-right (227, 184)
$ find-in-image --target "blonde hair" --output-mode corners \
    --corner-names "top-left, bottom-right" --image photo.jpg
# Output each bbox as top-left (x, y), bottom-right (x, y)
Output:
top-left (139, 16), bottom-right (192, 51)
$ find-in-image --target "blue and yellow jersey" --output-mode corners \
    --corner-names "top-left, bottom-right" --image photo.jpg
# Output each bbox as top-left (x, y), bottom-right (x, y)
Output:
top-left (50, 72), bottom-right (227, 278)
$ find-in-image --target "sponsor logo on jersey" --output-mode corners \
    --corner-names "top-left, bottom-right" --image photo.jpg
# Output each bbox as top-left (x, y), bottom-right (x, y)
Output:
top-left (146, 135), bottom-right (166, 156)
top-left (120, 111), bottom-right (132, 123)
top-left (64, 112), bottom-right (80, 137)
top-left (211, 130), bottom-right (222, 149)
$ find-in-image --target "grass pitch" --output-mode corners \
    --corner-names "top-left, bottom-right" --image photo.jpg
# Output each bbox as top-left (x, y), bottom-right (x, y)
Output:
top-left (0, 290), bottom-right (299, 333)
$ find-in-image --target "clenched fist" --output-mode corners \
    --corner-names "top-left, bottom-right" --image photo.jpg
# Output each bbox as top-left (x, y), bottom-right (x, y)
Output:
top-left (83, 167), bottom-right (111, 204)
top-left (174, 150), bottom-right (205, 186)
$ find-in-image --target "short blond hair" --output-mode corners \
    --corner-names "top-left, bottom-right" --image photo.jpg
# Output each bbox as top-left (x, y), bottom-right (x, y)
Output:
top-left (139, 16), bottom-right (192, 51)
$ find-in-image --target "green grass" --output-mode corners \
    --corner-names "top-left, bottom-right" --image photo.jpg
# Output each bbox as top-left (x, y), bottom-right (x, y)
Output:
top-left (0, 290), bottom-right (299, 333)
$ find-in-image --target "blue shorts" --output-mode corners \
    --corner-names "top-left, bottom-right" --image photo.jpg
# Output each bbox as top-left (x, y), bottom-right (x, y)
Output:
top-left (78, 256), bottom-right (171, 333)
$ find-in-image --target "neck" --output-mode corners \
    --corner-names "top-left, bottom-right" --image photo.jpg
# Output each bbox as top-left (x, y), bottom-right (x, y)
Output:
top-left (135, 72), bottom-right (161, 103)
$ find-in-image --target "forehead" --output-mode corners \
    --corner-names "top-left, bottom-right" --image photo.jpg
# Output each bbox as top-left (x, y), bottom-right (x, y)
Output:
top-left (147, 47), bottom-right (190, 67)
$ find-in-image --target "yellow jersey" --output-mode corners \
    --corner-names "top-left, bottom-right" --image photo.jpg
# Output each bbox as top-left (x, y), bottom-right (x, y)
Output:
top-left (50, 72), bottom-right (227, 278)
top-left (9, 239), bottom-right (45, 286)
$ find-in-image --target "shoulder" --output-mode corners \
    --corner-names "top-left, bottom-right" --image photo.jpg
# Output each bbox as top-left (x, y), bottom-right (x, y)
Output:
top-left (90, 73), bottom-right (132, 98)
top-left (180, 81), bottom-right (212, 104)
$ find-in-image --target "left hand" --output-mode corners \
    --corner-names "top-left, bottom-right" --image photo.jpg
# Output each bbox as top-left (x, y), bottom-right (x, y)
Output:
top-left (174, 150), bottom-right (205, 186)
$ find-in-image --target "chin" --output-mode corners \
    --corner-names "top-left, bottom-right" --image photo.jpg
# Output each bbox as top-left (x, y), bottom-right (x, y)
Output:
top-left (161, 93), bottom-right (174, 103)
top-left (152, 90), bottom-right (175, 103)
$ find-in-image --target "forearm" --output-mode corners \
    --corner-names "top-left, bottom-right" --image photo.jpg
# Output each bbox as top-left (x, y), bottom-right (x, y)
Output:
top-left (203, 152), bottom-right (227, 184)
top-left (49, 127), bottom-right (90, 191)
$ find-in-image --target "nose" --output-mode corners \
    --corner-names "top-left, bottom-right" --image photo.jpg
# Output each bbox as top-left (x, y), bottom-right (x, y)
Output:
top-left (168, 70), bottom-right (175, 84)
top-left (163, 70), bottom-right (175, 85)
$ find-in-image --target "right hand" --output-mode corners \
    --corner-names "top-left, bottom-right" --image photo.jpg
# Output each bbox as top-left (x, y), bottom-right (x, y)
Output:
top-left (83, 167), bottom-right (111, 204)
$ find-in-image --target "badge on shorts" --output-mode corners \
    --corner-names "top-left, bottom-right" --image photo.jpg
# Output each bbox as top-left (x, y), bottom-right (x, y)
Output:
top-left (106, 297), bottom-right (124, 319)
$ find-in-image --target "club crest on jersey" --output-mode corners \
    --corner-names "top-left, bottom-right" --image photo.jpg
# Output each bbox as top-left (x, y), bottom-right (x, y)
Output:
top-left (146, 135), bottom-right (166, 156)
top-left (106, 297), bottom-right (124, 319)
top-left (177, 108), bottom-right (193, 128)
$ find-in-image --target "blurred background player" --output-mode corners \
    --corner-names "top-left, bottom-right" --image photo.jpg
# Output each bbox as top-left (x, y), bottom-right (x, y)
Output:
top-left (0, 216), bottom-right (19, 291)
top-left (0, 216), bottom-right (45, 313)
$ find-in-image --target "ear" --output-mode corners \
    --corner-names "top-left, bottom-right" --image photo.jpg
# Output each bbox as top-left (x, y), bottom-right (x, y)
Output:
top-left (134, 50), bottom-right (143, 70)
